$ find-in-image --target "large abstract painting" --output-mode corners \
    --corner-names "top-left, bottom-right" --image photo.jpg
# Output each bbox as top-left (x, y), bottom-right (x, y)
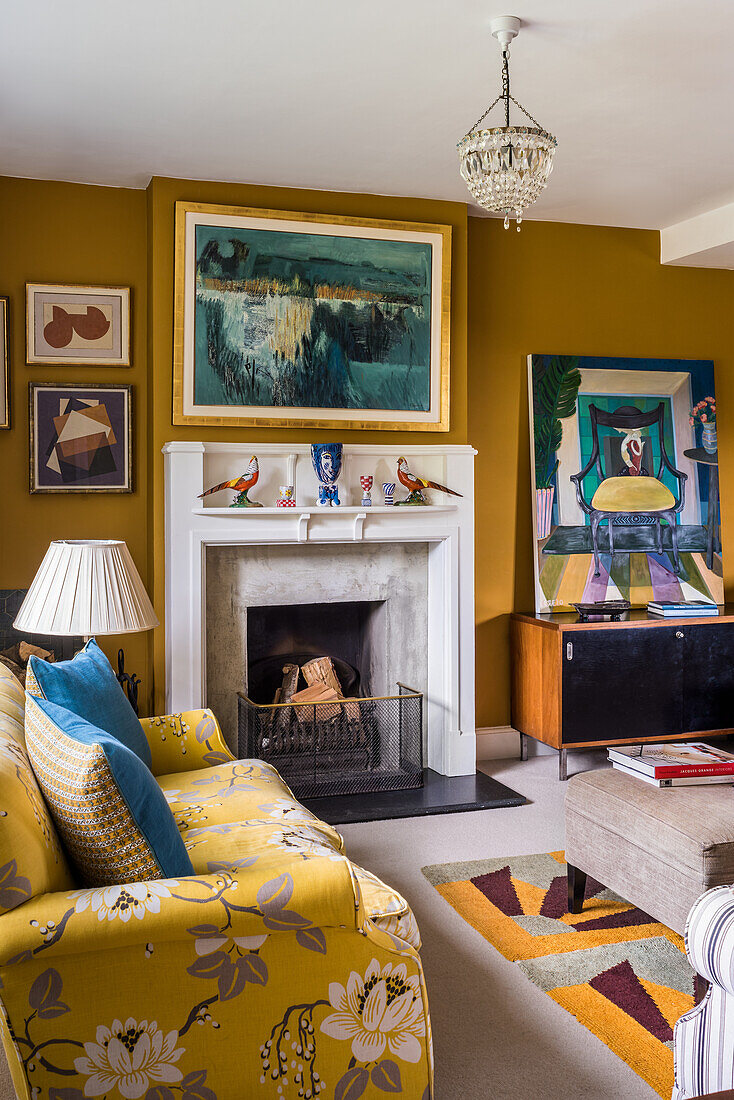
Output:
top-left (173, 202), bottom-right (451, 430)
top-left (528, 355), bottom-right (722, 613)
top-left (30, 383), bottom-right (132, 493)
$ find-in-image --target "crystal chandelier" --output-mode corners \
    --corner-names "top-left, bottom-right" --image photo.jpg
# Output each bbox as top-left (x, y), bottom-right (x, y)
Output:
top-left (458, 16), bottom-right (557, 229)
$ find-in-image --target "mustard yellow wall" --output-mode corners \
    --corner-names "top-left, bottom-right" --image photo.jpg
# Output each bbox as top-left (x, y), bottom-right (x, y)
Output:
top-left (146, 176), bottom-right (469, 712)
top-left (0, 177), bottom-right (151, 703)
top-left (469, 217), bottom-right (734, 728)
top-left (4, 175), bottom-right (733, 733)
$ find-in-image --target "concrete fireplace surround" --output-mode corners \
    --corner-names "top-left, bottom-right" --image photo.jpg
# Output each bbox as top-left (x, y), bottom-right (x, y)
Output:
top-left (163, 441), bottom-right (477, 776)
top-left (206, 541), bottom-right (429, 747)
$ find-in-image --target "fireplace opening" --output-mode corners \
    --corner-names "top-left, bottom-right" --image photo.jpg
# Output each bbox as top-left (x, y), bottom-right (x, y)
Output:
top-left (238, 599), bottom-right (423, 799)
top-left (246, 600), bottom-right (384, 701)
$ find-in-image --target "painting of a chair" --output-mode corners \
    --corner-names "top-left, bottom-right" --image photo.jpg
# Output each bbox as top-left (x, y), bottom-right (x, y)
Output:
top-left (570, 403), bottom-right (687, 576)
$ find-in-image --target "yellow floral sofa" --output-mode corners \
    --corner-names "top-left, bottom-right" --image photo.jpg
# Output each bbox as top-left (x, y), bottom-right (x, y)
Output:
top-left (0, 666), bottom-right (433, 1100)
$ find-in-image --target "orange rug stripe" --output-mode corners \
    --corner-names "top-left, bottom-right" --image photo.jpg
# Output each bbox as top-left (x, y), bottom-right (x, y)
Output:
top-left (549, 984), bottom-right (674, 1098)
top-left (424, 851), bottom-right (694, 1100)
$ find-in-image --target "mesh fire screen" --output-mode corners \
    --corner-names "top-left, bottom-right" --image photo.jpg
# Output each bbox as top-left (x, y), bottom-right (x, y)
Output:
top-left (237, 684), bottom-right (423, 799)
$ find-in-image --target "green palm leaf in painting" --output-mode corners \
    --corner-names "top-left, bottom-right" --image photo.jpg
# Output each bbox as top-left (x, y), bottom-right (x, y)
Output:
top-left (532, 355), bottom-right (582, 489)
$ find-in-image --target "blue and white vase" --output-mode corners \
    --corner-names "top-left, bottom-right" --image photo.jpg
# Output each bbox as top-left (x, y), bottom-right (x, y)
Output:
top-left (311, 443), bottom-right (343, 507)
top-left (702, 422), bottom-right (717, 455)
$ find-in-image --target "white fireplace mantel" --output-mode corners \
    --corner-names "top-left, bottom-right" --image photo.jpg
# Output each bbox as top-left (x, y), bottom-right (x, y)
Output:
top-left (163, 440), bottom-right (477, 776)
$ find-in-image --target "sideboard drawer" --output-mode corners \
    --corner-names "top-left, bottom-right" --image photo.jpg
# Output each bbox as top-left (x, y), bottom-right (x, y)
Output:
top-left (561, 625), bottom-right (683, 744)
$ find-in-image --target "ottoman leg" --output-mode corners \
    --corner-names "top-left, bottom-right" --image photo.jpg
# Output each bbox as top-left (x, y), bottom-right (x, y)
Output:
top-left (567, 864), bottom-right (587, 914)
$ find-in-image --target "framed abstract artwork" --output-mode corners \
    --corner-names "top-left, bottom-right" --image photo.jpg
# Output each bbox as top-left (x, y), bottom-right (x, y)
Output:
top-left (29, 383), bottom-right (132, 494)
top-left (0, 297), bottom-right (8, 429)
top-left (528, 354), bottom-right (722, 613)
top-left (26, 283), bottom-right (131, 366)
top-left (173, 201), bottom-right (451, 430)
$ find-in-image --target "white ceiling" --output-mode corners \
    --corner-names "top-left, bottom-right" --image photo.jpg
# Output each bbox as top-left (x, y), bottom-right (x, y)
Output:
top-left (2, 0), bottom-right (734, 233)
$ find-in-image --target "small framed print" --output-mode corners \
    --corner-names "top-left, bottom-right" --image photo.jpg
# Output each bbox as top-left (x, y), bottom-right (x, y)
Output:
top-left (26, 283), bottom-right (131, 366)
top-left (29, 383), bottom-right (132, 494)
top-left (0, 297), bottom-right (8, 429)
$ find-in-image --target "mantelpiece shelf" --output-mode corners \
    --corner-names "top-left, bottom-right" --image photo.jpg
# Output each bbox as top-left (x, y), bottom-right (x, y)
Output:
top-left (192, 504), bottom-right (459, 516)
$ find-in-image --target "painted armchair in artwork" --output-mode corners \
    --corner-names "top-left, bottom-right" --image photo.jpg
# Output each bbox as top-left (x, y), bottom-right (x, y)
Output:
top-left (570, 402), bottom-right (687, 576)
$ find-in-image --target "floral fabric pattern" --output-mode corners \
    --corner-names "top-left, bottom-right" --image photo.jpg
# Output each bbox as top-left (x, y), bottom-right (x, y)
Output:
top-left (0, 688), bottom-right (432, 1100)
top-left (70, 882), bottom-right (176, 922)
top-left (159, 760), bottom-right (344, 853)
top-left (140, 710), bottom-right (234, 777)
top-left (321, 959), bottom-right (426, 1064)
top-left (0, 667), bottom-right (73, 914)
top-left (74, 1018), bottom-right (185, 1098)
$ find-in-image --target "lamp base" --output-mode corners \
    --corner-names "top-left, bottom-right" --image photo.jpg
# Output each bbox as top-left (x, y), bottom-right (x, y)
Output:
top-left (117, 648), bottom-right (141, 715)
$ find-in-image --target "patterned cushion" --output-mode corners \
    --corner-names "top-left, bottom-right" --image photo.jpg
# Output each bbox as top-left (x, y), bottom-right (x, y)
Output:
top-left (27, 639), bottom-right (151, 767)
top-left (24, 694), bottom-right (193, 885)
top-left (0, 666), bottom-right (73, 911)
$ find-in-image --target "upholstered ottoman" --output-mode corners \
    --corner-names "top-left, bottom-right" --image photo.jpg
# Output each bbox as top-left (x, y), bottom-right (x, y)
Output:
top-left (565, 768), bottom-right (734, 934)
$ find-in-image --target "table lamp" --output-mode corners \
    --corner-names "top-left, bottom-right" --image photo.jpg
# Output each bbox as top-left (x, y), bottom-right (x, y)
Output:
top-left (13, 540), bottom-right (158, 714)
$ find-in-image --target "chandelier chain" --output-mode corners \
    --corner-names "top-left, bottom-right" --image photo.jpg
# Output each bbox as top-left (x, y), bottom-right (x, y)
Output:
top-left (462, 52), bottom-right (549, 139)
top-left (506, 94), bottom-right (546, 132)
top-left (502, 50), bottom-right (510, 127)
top-left (464, 93), bottom-right (504, 137)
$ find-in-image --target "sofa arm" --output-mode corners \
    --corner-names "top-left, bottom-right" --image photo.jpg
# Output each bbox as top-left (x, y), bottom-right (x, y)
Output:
top-left (685, 885), bottom-right (734, 993)
top-left (0, 851), bottom-right (363, 966)
top-left (140, 709), bottom-right (235, 775)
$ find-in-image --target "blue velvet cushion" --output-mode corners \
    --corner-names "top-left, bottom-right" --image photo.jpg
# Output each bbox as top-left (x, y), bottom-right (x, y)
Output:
top-left (24, 694), bottom-right (193, 884)
top-left (26, 639), bottom-right (151, 767)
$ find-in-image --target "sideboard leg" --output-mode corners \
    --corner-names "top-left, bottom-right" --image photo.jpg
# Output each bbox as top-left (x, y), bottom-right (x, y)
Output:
top-left (559, 748), bottom-right (568, 781)
top-left (520, 732), bottom-right (528, 761)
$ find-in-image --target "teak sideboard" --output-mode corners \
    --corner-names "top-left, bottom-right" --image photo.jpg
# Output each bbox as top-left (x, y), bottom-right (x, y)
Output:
top-left (510, 609), bottom-right (734, 779)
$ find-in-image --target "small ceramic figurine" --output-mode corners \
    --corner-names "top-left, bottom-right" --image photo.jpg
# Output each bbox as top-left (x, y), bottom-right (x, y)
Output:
top-left (276, 485), bottom-right (296, 508)
top-left (395, 456), bottom-right (463, 506)
top-left (311, 443), bottom-right (342, 507)
top-left (198, 455), bottom-right (262, 508)
top-left (382, 482), bottom-right (396, 506)
top-left (360, 475), bottom-right (373, 507)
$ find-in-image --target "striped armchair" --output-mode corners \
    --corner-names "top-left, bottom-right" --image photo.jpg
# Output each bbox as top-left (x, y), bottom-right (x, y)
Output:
top-left (673, 885), bottom-right (734, 1099)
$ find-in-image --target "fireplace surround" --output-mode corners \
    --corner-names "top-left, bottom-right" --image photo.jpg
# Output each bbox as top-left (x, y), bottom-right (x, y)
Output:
top-left (163, 441), bottom-right (477, 777)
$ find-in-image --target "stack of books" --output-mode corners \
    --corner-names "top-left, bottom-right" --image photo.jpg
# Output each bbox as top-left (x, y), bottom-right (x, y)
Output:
top-left (647, 600), bottom-right (719, 618)
top-left (609, 743), bottom-right (734, 787)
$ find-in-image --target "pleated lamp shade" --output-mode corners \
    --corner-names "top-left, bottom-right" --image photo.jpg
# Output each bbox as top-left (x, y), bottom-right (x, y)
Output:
top-left (14, 540), bottom-right (159, 637)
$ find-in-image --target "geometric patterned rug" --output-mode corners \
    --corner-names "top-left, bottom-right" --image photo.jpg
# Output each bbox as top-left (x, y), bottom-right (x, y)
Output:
top-left (422, 851), bottom-right (695, 1098)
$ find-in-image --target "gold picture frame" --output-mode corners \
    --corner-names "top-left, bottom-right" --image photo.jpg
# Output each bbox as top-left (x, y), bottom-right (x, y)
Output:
top-left (29, 382), bottom-right (133, 494)
top-left (173, 201), bottom-right (451, 431)
top-left (26, 283), bottom-right (131, 366)
top-left (0, 297), bottom-right (9, 429)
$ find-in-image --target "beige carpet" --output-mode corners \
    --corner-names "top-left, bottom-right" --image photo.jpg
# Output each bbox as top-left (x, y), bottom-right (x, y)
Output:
top-left (0, 748), bottom-right (657, 1099)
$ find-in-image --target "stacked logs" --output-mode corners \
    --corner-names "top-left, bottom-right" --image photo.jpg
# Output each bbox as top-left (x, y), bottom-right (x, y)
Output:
top-left (266, 656), bottom-right (365, 753)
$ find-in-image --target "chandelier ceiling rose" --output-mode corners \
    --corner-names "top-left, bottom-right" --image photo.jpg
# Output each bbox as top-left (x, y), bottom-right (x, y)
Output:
top-left (458, 15), bottom-right (557, 230)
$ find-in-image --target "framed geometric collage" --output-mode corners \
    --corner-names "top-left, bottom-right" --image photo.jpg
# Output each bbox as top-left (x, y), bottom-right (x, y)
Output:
top-left (29, 383), bottom-right (132, 494)
top-left (21, 283), bottom-right (133, 494)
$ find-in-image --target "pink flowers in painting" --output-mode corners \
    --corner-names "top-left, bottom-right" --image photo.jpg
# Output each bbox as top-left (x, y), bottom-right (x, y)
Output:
top-left (690, 396), bottom-right (716, 427)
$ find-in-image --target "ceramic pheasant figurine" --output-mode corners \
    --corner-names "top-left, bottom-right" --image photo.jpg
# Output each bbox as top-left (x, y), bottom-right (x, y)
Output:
top-left (396, 456), bottom-right (463, 506)
top-left (198, 455), bottom-right (262, 508)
